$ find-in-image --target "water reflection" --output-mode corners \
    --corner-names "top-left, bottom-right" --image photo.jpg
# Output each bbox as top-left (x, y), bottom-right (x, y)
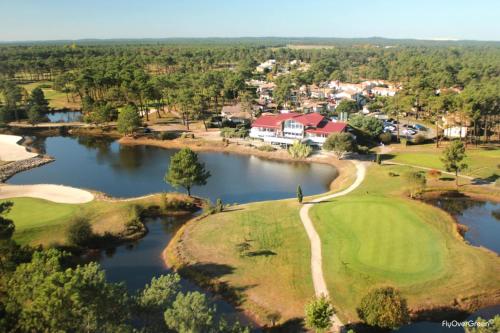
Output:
top-left (47, 111), bottom-right (82, 123)
top-left (426, 196), bottom-right (500, 254)
top-left (9, 135), bottom-right (337, 203)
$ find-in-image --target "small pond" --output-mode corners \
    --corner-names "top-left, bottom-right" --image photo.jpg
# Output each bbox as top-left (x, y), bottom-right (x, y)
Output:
top-left (8, 135), bottom-right (338, 203)
top-left (427, 197), bottom-right (500, 254)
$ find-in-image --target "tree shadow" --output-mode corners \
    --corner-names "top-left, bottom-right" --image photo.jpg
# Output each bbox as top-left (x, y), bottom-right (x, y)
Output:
top-left (246, 250), bottom-right (277, 257)
top-left (267, 317), bottom-right (306, 332)
top-left (471, 174), bottom-right (499, 185)
top-left (179, 262), bottom-right (235, 279)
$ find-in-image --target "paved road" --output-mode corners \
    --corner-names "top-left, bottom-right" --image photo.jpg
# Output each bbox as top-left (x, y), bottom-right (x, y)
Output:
top-left (299, 160), bottom-right (367, 332)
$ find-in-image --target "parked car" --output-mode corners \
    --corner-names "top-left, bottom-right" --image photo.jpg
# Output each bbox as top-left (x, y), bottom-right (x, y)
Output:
top-left (414, 124), bottom-right (427, 131)
top-left (384, 125), bottom-right (396, 132)
top-left (402, 129), bottom-right (416, 136)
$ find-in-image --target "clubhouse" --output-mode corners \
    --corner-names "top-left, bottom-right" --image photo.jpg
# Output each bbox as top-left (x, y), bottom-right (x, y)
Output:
top-left (249, 112), bottom-right (347, 146)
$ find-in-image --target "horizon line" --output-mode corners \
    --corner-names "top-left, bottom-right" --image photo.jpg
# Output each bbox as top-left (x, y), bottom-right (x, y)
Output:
top-left (1, 36), bottom-right (500, 44)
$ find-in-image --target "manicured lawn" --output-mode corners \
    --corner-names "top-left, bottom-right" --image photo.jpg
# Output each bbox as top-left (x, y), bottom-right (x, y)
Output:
top-left (4, 198), bottom-right (81, 244)
top-left (175, 200), bottom-right (313, 323)
top-left (21, 81), bottom-right (80, 110)
top-left (2, 194), bottom-right (180, 246)
top-left (387, 143), bottom-right (499, 179)
top-left (311, 165), bottom-right (500, 322)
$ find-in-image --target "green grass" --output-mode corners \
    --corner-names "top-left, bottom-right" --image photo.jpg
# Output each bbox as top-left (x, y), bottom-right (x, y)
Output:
top-left (311, 165), bottom-right (500, 322)
top-left (2, 193), bottom-right (187, 246)
top-left (21, 81), bottom-right (80, 110)
top-left (176, 200), bottom-right (312, 323)
top-left (4, 198), bottom-right (82, 244)
top-left (388, 144), bottom-right (499, 179)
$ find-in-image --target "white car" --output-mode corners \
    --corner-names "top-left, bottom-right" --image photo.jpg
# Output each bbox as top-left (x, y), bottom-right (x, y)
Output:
top-left (402, 129), bottom-right (416, 136)
top-left (384, 125), bottom-right (396, 132)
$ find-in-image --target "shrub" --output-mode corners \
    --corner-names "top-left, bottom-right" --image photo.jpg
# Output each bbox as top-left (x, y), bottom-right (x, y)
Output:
top-left (257, 144), bottom-right (276, 152)
top-left (357, 287), bottom-right (409, 329)
top-left (404, 171), bottom-right (427, 198)
top-left (220, 127), bottom-right (249, 138)
top-left (304, 296), bottom-right (335, 333)
top-left (388, 171), bottom-right (399, 177)
top-left (163, 196), bottom-right (195, 211)
top-left (427, 169), bottom-right (442, 178)
top-left (413, 133), bottom-right (426, 144)
top-left (356, 145), bottom-right (370, 155)
top-left (125, 204), bottom-right (144, 233)
top-left (67, 216), bottom-right (94, 247)
top-left (288, 141), bottom-right (312, 159)
top-left (323, 132), bottom-right (356, 159)
top-left (379, 132), bottom-right (392, 144)
top-left (180, 132), bottom-right (195, 139)
top-left (156, 131), bottom-right (179, 140)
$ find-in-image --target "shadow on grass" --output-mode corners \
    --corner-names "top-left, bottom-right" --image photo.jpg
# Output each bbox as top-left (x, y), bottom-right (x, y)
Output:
top-left (246, 250), bottom-right (276, 257)
top-left (471, 174), bottom-right (499, 185)
top-left (267, 317), bottom-right (306, 332)
top-left (177, 262), bottom-right (256, 307)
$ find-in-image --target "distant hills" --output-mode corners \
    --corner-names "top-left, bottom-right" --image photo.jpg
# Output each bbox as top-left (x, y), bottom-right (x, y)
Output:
top-left (1, 36), bottom-right (499, 47)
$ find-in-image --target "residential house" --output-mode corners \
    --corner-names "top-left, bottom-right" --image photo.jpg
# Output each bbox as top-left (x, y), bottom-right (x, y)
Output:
top-left (371, 86), bottom-right (398, 97)
top-left (250, 112), bottom-right (347, 146)
top-left (256, 59), bottom-right (276, 73)
top-left (221, 104), bottom-right (253, 124)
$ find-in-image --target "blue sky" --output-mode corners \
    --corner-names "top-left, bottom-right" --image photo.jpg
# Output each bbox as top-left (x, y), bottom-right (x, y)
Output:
top-left (0, 0), bottom-right (499, 41)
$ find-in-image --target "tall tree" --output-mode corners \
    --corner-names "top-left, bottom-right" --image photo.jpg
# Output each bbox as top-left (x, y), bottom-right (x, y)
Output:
top-left (441, 140), bottom-right (468, 187)
top-left (165, 148), bottom-right (211, 196)
top-left (117, 105), bottom-right (141, 135)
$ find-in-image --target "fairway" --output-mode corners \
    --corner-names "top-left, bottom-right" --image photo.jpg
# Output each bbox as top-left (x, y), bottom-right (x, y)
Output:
top-left (169, 200), bottom-right (313, 323)
top-left (311, 165), bottom-right (500, 322)
top-left (3, 197), bottom-right (82, 244)
top-left (388, 144), bottom-right (500, 179)
top-left (1, 194), bottom-right (185, 246)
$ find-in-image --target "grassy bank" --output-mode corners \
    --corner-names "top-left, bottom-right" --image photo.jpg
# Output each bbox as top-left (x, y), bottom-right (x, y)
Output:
top-left (311, 164), bottom-right (500, 322)
top-left (3, 193), bottom-right (195, 246)
top-left (167, 200), bottom-right (311, 324)
top-left (385, 143), bottom-right (499, 180)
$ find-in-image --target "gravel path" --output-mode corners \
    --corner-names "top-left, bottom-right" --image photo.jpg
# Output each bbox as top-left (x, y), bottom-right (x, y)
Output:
top-left (299, 160), bottom-right (367, 332)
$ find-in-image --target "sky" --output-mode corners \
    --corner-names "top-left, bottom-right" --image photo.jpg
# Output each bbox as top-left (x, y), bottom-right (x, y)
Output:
top-left (0, 0), bottom-right (499, 42)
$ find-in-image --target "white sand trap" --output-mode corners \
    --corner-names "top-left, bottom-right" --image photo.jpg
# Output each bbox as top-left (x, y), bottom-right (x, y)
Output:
top-left (0, 135), bottom-right (38, 161)
top-left (0, 184), bottom-right (94, 204)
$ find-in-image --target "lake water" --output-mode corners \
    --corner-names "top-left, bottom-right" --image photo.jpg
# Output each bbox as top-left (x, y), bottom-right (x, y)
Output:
top-left (47, 111), bottom-right (82, 122)
top-left (9, 135), bottom-right (337, 203)
top-left (428, 197), bottom-right (500, 254)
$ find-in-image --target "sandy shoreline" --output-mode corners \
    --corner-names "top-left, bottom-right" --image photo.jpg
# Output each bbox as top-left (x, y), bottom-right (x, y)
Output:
top-left (0, 134), bottom-right (38, 161)
top-left (0, 184), bottom-right (95, 204)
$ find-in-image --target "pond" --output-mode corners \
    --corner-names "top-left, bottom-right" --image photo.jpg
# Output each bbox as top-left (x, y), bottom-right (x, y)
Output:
top-left (47, 111), bottom-right (82, 123)
top-left (9, 135), bottom-right (338, 204)
top-left (426, 197), bottom-right (500, 254)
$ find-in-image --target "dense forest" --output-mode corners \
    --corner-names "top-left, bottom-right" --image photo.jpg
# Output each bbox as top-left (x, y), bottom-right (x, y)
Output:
top-left (0, 38), bottom-right (498, 138)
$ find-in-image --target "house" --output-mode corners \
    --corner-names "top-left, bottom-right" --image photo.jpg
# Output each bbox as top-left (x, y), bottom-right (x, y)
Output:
top-left (441, 114), bottom-right (470, 138)
top-left (250, 112), bottom-right (347, 146)
top-left (221, 104), bottom-right (253, 124)
top-left (371, 86), bottom-right (398, 97)
top-left (256, 59), bottom-right (276, 73)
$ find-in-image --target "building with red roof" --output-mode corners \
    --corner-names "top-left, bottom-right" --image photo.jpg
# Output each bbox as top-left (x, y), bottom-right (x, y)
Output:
top-left (250, 112), bottom-right (347, 146)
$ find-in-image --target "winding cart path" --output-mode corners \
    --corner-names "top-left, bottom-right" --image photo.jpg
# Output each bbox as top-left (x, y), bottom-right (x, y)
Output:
top-left (299, 160), bottom-right (367, 332)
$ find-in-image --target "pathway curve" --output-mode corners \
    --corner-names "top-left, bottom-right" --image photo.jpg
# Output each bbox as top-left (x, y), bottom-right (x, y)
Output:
top-left (299, 160), bottom-right (367, 332)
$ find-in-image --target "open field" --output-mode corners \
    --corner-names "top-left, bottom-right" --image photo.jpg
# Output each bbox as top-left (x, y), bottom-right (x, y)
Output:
top-left (386, 143), bottom-right (500, 180)
top-left (311, 164), bottom-right (500, 322)
top-left (168, 199), bottom-right (312, 324)
top-left (21, 81), bottom-right (81, 110)
top-left (2, 193), bottom-right (191, 246)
